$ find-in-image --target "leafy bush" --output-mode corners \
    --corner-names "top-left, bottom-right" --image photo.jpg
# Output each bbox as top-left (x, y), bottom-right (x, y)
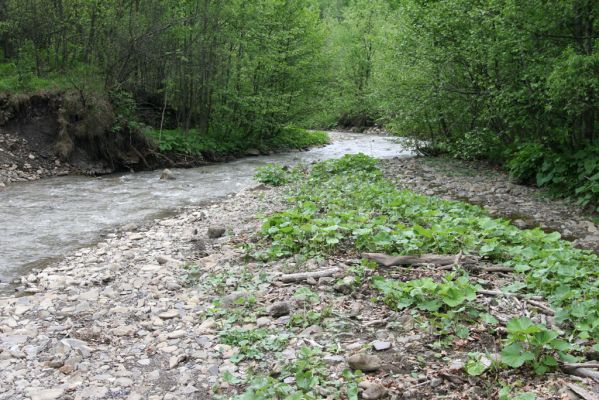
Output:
top-left (255, 164), bottom-right (291, 186)
top-left (506, 143), bottom-right (545, 184)
top-left (500, 317), bottom-right (574, 375)
top-left (537, 146), bottom-right (599, 210)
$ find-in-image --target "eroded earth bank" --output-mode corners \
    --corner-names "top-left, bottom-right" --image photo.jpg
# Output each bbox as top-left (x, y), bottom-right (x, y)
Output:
top-left (0, 155), bottom-right (597, 400)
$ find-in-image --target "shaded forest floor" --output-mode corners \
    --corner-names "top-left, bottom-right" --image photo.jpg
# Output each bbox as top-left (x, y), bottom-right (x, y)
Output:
top-left (0, 156), bottom-right (597, 400)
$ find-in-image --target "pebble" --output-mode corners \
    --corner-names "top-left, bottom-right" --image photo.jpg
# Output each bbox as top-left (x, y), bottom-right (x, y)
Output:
top-left (359, 381), bottom-right (387, 400)
top-left (372, 340), bottom-right (391, 351)
top-left (268, 301), bottom-right (291, 317)
top-left (347, 353), bottom-right (382, 372)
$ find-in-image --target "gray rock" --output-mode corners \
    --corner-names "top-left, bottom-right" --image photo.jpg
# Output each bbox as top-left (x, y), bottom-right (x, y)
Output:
top-left (207, 226), bottom-right (226, 239)
top-left (334, 276), bottom-right (355, 294)
top-left (323, 355), bottom-right (345, 364)
top-left (268, 301), bottom-right (291, 317)
top-left (158, 310), bottom-right (180, 319)
top-left (359, 381), bottom-right (387, 399)
top-left (245, 148), bottom-right (261, 156)
top-left (30, 388), bottom-right (65, 400)
top-left (160, 169), bottom-right (176, 180)
top-left (347, 353), bottom-right (382, 372)
top-left (372, 340), bottom-right (391, 351)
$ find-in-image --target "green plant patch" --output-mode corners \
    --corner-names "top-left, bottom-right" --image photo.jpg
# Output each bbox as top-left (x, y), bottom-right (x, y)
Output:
top-left (257, 154), bottom-right (599, 341)
top-left (144, 127), bottom-right (329, 158)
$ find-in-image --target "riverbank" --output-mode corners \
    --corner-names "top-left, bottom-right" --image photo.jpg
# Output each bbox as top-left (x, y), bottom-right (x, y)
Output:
top-left (381, 157), bottom-right (599, 254)
top-left (1, 156), bottom-right (597, 400)
top-left (0, 91), bottom-right (329, 189)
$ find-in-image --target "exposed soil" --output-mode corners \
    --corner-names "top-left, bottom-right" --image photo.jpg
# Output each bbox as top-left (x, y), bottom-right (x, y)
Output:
top-left (0, 91), bottom-right (208, 188)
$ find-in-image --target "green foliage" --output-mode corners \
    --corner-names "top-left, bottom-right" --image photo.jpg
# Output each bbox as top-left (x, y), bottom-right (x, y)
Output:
top-left (506, 144), bottom-right (546, 184)
top-left (373, 273), bottom-right (479, 313)
top-left (500, 317), bottom-right (574, 375)
top-left (219, 328), bottom-right (289, 364)
top-left (144, 128), bottom-right (329, 158)
top-left (255, 164), bottom-right (292, 186)
top-left (229, 346), bottom-right (362, 400)
top-left (507, 143), bottom-right (599, 209)
top-left (258, 155), bottom-right (599, 340)
top-left (465, 352), bottom-right (494, 376)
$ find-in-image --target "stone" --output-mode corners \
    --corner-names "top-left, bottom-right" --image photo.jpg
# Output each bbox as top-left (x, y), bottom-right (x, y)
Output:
top-left (207, 226), bottom-right (226, 239)
top-left (30, 388), bottom-right (65, 400)
top-left (359, 382), bottom-right (387, 400)
top-left (245, 148), bottom-right (261, 156)
top-left (268, 301), bottom-right (291, 317)
top-left (160, 169), bottom-right (176, 180)
top-left (167, 330), bottom-right (187, 339)
top-left (371, 340), bottom-right (391, 351)
top-left (256, 317), bottom-right (270, 328)
top-left (169, 354), bottom-right (188, 369)
top-left (323, 355), bottom-right (345, 364)
top-left (114, 377), bottom-right (133, 387)
top-left (347, 353), bottom-right (382, 372)
top-left (221, 291), bottom-right (251, 307)
top-left (158, 310), bottom-right (180, 319)
top-left (334, 276), bottom-right (355, 294)
top-left (61, 338), bottom-right (93, 358)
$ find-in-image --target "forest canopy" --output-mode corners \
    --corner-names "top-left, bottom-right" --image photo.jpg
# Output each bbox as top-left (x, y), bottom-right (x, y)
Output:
top-left (0, 0), bottom-right (597, 207)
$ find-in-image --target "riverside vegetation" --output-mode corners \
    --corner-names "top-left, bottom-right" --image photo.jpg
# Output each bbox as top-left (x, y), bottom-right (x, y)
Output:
top-left (247, 155), bottom-right (599, 398)
top-left (1, 1), bottom-right (598, 206)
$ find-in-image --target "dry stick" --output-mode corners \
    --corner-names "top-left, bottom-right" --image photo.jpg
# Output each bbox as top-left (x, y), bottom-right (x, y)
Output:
top-left (279, 267), bottom-right (340, 283)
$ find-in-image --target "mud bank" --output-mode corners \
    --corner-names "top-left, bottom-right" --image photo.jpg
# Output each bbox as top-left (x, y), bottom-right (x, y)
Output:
top-left (0, 91), bottom-right (208, 188)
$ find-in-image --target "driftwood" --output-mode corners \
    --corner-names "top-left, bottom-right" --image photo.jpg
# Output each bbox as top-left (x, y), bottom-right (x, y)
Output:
top-left (566, 384), bottom-right (599, 400)
top-left (564, 367), bottom-right (599, 382)
top-left (363, 252), bottom-right (512, 273)
top-left (363, 253), bottom-right (476, 268)
top-left (279, 267), bottom-right (340, 283)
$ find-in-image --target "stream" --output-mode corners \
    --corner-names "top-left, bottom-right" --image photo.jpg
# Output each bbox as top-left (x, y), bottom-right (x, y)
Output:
top-left (0, 132), bottom-right (412, 287)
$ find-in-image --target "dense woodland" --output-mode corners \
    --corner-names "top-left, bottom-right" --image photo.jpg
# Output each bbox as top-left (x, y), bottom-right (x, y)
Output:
top-left (0, 0), bottom-right (597, 207)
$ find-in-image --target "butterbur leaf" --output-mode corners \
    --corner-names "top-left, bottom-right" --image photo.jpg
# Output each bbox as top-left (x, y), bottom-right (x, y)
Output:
top-left (480, 313), bottom-right (499, 325)
top-left (531, 330), bottom-right (559, 345)
top-left (506, 317), bottom-right (542, 334)
top-left (549, 339), bottom-right (571, 352)
top-left (441, 287), bottom-right (466, 307)
top-left (419, 300), bottom-right (442, 312)
top-left (512, 393), bottom-right (536, 400)
top-left (501, 343), bottom-right (534, 368)
top-left (465, 359), bottom-right (489, 376)
top-left (541, 355), bottom-right (558, 367)
top-left (295, 370), bottom-right (317, 391)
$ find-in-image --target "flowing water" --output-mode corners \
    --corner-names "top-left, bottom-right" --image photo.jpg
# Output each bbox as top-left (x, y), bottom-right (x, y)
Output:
top-left (0, 132), bottom-right (412, 286)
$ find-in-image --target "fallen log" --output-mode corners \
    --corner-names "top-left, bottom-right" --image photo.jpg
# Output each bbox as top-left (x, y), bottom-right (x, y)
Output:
top-left (279, 267), bottom-right (340, 283)
top-left (363, 253), bottom-right (476, 267)
top-left (564, 367), bottom-right (599, 382)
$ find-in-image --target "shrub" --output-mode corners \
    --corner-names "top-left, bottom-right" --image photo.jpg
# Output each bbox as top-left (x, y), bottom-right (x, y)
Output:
top-left (506, 143), bottom-right (545, 184)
